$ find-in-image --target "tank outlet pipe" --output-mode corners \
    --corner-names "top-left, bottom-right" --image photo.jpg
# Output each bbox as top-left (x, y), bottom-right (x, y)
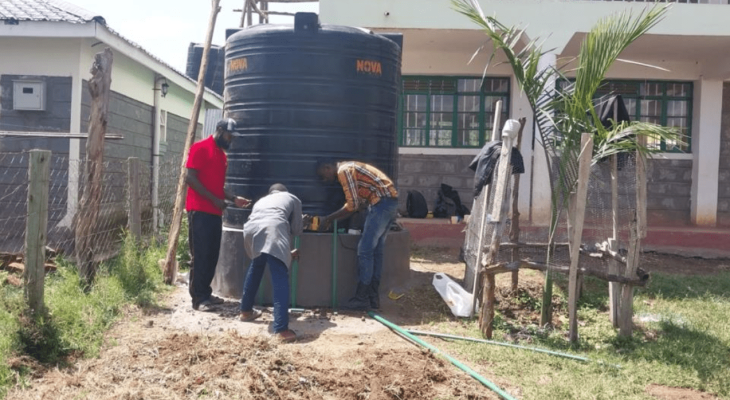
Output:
top-left (368, 312), bottom-right (518, 400)
top-left (331, 220), bottom-right (338, 309)
top-left (406, 330), bottom-right (616, 366)
top-left (291, 236), bottom-right (300, 307)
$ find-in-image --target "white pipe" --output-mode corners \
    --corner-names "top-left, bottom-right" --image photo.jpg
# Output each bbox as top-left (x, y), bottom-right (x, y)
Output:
top-left (152, 77), bottom-right (162, 232)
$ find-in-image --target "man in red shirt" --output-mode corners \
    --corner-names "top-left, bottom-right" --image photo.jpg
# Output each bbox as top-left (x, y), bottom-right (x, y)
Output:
top-left (185, 118), bottom-right (250, 311)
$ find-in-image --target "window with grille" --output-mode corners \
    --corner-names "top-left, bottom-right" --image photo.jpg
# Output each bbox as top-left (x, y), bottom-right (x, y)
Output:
top-left (558, 80), bottom-right (693, 153)
top-left (399, 76), bottom-right (510, 148)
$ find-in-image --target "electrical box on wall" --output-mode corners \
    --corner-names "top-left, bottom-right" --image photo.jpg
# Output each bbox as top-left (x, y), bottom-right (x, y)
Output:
top-left (13, 81), bottom-right (46, 111)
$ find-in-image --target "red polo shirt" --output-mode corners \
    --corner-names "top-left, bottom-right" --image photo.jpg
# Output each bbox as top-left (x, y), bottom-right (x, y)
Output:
top-left (185, 136), bottom-right (228, 216)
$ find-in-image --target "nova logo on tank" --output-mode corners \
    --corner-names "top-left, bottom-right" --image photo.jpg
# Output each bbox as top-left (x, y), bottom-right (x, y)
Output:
top-left (356, 59), bottom-right (382, 76)
top-left (228, 58), bottom-right (248, 73)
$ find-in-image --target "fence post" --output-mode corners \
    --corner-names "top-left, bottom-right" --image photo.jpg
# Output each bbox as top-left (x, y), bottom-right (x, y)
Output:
top-left (127, 157), bottom-right (142, 240)
top-left (567, 133), bottom-right (593, 343)
top-left (25, 149), bottom-right (51, 315)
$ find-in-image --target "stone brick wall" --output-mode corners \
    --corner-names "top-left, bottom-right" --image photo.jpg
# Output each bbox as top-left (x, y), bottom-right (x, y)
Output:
top-left (0, 75), bottom-right (72, 253)
top-left (718, 82), bottom-right (730, 227)
top-left (397, 154), bottom-right (476, 215)
top-left (644, 159), bottom-right (692, 226)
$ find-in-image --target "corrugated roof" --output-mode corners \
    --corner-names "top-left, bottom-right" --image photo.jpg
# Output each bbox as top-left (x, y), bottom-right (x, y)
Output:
top-left (0, 0), bottom-right (101, 24)
top-left (0, 0), bottom-right (223, 102)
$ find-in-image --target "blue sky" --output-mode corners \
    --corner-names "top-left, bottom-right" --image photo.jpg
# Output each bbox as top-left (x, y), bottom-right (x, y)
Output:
top-left (68, 0), bottom-right (319, 72)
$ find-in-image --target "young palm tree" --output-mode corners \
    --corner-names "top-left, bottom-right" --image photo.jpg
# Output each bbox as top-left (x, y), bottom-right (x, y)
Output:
top-left (452, 0), bottom-right (682, 332)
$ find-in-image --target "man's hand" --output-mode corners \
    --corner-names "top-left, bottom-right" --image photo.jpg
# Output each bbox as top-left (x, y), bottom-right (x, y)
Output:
top-left (213, 198), bottom-right (227, 211)
top-left (234, 196), bottom-right (252, 208)
top-left (318, 216), bottom-right (332, 232)
top-left (291, 249), bottom-right (300, 261)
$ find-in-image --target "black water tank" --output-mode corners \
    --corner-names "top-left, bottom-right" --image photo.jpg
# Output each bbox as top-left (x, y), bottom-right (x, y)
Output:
top-left (185, 43), bottom-right (225, 96)
top-left (223, 13), bottom-right (402, 227)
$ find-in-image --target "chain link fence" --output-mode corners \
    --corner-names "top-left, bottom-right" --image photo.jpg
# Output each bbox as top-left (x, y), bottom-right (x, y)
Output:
top-left (0, 150), bottom-right (183, 267)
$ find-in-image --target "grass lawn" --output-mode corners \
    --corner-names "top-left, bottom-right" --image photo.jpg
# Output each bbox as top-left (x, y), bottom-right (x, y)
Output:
top-left (421, 270), bottom-right (730, 399)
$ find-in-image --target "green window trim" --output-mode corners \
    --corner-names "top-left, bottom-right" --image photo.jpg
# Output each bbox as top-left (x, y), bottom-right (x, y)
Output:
top-left (398, 76), bottom-right (511, 148)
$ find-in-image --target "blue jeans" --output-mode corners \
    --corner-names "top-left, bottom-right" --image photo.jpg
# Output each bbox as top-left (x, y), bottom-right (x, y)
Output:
top-left (358, 198), bottom-right (398, 285)
top-left (239, 253), bottom-right (290, 333)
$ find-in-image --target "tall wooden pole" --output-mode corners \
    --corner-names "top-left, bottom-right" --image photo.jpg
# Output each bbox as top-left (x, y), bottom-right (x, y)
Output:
top-left (567, 133), bottom-right (593, 343)
top-left (25, 150), bottom-right (51, 315)
top-left (479, 122), bottom-right (514, 339)
top-left (75, 48), bottom-right (113, 285)
top-left (509, 117), bottom-right (526, 292)
top-left (163, 0), bottom-right (222, 284)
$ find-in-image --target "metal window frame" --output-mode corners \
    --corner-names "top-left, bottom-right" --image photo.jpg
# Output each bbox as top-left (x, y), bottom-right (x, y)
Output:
top-left (559, 79), bottom-right (693, 153)
top-left (399, 76), bottom-right (511, 148)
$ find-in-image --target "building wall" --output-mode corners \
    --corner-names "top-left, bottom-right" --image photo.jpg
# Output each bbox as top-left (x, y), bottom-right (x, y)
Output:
top-left (719, 83), bottom-right (730, 227)
top-left (398, 154), bottom-right (475, 214)
top-left (0, 74), bottom-right (73, 252)
top-left (646, 159), bottom-right (693, 226)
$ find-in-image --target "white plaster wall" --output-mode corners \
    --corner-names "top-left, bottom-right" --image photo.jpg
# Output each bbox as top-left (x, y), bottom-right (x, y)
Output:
top-left (79, 39), bottom-right (211, 123)
top-left (0, 37), bottom-right (82, 78)
top-left (322, 0), bottom-right (730, 51)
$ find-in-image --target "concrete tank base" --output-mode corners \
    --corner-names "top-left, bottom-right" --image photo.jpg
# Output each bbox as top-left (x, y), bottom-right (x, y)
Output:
top-left (212, 229), bottom-right (411, 307)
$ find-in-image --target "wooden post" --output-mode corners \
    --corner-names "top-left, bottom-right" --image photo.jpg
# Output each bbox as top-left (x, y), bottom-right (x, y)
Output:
top-left (608, 154), bottom-right (621, 327)
top-left (509, 117), bottom-right (526, 292)
top-left (479, 123), bottom-right (514, 339)
top-left (163, 0), bottom-right (222, 284)
top-left (470, 101), bottom-right (503, 318)
top-left (25, 150), bottom-right (51, 315)
top-left (239, 0), bottom-right (247, 27)
top-left (619, 139), bottom-right (648, 337)
top-left (127, 157), bottom-right (142, 240)
top-left (246, 0), bottom-right (253, 26)
top-left (567, 133), bottom-right (593, 343)
top-left (75, 48), bottom-right (113, 285)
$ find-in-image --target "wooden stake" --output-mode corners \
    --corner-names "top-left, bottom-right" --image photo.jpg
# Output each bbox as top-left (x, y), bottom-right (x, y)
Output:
top-left (479, 123), bottom-right (514, 339)
top-left (25, 150), bottom-right (51, 315)
top-left (163, 0), bottom-right (222, 284)
top-left (608, 154), bottom-right (621, 327)
top-left (470, 100), bottom-right (502, 316)
top-left (509, 117), bottom-right (526, 292)
top-left (618, 138), bottom-right (648, 337)
top-left (75, 48), bottom-right (113, 285)
top-left (567, 133), bottom-right (593, 343)
top-left (127, 157), bottom-right (142, 240)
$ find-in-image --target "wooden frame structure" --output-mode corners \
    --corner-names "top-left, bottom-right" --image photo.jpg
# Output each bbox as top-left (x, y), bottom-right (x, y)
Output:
top-left (472, 125), bottom-right (649, 342)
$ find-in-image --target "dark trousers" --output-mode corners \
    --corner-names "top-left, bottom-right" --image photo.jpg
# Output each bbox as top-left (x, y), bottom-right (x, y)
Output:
top-left (188, 211), bottom-right (222, 307)
top-left (239, 253), bottom-right (290, 333)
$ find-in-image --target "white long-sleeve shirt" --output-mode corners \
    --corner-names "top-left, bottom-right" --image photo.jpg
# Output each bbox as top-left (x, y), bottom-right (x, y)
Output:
top-left (242, 191), bottom-right (303, 268)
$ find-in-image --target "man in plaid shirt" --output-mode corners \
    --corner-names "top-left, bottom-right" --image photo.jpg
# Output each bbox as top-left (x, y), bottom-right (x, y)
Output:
top-left (316, 160), bottom-right (399, 310)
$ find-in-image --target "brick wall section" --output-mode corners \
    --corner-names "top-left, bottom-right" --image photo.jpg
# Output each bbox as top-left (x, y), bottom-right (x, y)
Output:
top-left (718, 82), bottom-right (730, 227)
top-left (645, 159), bottom-right (692, 226)
top-left (0, 75), bottom-right (72, 253)
top-left (397, 154), bottom-right (476, 215)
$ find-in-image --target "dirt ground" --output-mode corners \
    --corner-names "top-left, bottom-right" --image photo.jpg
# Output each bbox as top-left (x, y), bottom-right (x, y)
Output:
top-left (5, 248), bottom-right (728, 400)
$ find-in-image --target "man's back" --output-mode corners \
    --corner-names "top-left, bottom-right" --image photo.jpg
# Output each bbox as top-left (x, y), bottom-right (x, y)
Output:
top-left (243, 191), bottom-right (303, 267)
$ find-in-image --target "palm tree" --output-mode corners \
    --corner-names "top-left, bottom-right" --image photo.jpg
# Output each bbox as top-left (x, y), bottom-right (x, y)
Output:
top-left (452, 0), bottom-right (682, 332)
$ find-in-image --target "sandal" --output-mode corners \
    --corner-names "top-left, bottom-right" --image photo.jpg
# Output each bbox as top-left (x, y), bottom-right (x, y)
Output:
top-left (275, 329), bottom-right (297, 343)
top-left (239, 309), bottom-right (262, 322)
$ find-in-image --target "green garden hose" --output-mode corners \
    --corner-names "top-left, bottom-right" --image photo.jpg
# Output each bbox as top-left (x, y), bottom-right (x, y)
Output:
top-left (331, 220), bottom-right (338, 309)
top-left (369, 312), bottom-right (518, 400)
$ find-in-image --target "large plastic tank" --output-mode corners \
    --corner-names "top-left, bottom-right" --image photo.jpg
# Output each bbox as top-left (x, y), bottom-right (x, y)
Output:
top-left (212, 14), bottom-right (409, 306)
top-left (222, 12), bottom-right (401, 227)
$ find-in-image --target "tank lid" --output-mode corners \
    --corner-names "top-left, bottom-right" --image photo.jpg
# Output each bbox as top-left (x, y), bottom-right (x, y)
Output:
top-left (294, 12), bottom-right (319, 33)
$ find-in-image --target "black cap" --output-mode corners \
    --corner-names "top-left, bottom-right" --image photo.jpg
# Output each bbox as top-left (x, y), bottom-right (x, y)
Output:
top-left (216, 118), bottom-right (237, 133)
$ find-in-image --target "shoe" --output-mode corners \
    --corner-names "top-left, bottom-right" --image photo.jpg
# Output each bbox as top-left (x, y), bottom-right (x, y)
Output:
top-left (208, 295), bottom-right (225, 305)
top-left (369, 279), bottom-right (381, 310)
top-left (275, 329), bottom-right (297, 343)
top-left (197, 299), bottom-right (218, 312)
top-left (239, 309), bottom-right (262, 322)
top-left (344, 282), bottom-right (371, 311)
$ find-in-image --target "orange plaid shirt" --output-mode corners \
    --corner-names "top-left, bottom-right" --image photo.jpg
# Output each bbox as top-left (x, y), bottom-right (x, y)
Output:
top-left (337, 162), bottom-right (398, 212)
